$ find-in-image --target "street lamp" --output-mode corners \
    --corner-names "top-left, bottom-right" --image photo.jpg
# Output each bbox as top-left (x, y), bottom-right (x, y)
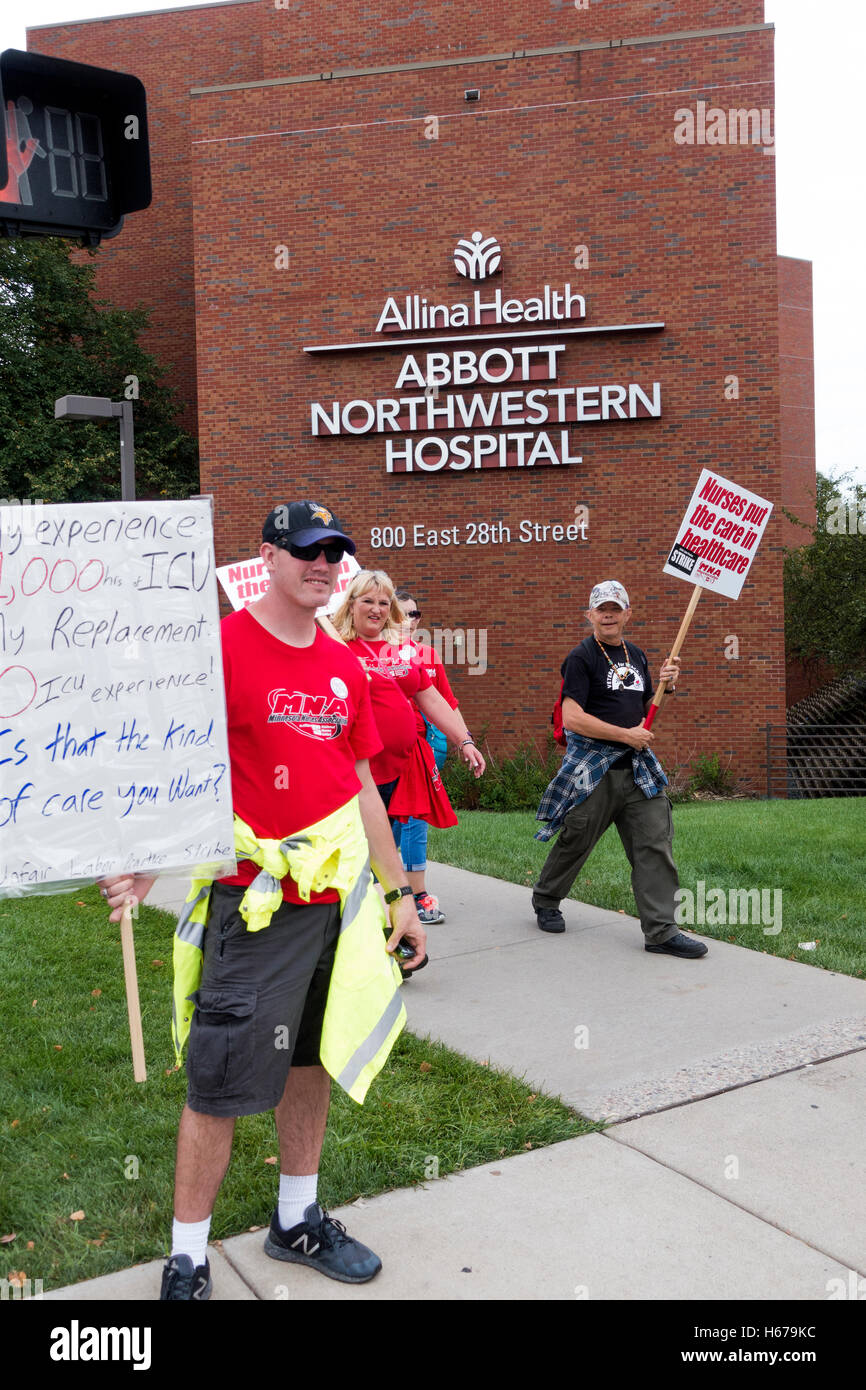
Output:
top-left (54, 394), bottom-right (136, 501)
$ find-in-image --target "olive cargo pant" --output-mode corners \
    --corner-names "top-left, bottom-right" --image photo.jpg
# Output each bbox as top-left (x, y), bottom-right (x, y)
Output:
top-left (532, 765), bottom-right (678, 945)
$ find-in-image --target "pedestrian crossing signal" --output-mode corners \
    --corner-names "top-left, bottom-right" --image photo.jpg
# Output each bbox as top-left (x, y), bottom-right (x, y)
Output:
top-left (0, 48), bottom-right (151, 245)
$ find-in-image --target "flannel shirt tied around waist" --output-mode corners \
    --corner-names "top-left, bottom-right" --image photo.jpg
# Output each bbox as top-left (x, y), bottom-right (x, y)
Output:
top-left (534, 731), bottom-right (668, 841)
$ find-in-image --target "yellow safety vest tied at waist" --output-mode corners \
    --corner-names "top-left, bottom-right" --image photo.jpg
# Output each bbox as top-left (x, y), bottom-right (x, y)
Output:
top-left (171, 796), bottom-right (406, 1104)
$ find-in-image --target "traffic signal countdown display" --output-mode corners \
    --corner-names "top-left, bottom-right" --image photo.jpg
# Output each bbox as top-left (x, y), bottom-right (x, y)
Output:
top-left (0, 48), bottom-right (151, 244)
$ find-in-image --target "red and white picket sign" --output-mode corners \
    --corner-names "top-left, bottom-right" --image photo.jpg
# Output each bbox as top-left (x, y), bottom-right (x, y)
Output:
top-left (662, 468), bottom-right (773, 601)
top-left (216, 552), bottom-right (360, 615)
top-left (645, 469), bottom-right (773, 729)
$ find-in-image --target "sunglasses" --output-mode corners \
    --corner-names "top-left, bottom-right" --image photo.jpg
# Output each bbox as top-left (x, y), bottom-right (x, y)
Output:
top-left (281, 539), bottom-right (347, 563)
top-left (405, 609), bottom-right (421, 619)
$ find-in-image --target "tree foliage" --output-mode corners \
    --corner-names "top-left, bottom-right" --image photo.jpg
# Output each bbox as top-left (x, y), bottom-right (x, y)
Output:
top-left (784, 472), bottom-right (866, 670)
top-left (0, 237), bottom-right (198, 502)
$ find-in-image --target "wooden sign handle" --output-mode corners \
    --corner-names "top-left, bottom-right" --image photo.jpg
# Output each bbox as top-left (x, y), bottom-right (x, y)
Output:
top-left (644, 584), bottom-right (702, 730)
top-left (120, 902), bottom-right (147, 1083)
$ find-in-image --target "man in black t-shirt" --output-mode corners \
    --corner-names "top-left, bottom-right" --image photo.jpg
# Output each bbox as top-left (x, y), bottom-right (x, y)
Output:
top-left (532, 580), bottom-right (708, 958)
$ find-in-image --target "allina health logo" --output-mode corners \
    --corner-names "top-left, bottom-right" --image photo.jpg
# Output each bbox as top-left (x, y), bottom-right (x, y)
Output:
top-left (453, 231), bottom-right (502, 281)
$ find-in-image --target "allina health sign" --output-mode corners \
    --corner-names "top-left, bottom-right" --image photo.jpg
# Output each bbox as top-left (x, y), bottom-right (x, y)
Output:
top-left (305, 233), bottom-right (665, 475)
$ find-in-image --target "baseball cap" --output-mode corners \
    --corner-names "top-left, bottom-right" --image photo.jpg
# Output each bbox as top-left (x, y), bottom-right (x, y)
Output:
top-left (588, 580), bottom-right (630, 610)
top-left (262, 500), bottom-right (357, 555)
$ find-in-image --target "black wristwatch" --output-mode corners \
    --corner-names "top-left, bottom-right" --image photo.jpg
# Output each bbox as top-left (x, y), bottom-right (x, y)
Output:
top-left (384, 884), bottom-right (414, 904)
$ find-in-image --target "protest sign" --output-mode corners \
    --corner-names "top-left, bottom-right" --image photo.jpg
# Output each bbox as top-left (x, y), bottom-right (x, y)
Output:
top-left (0, 500), bottom-right (235, 897)
top-left (215, 555), bottom-right (269, 609)
top-left (645, 469), bottom-right (773, 729)
top-left (663, 468), bottom-right (773, 600)
top-left (216, 551), bottom-right (360, 615)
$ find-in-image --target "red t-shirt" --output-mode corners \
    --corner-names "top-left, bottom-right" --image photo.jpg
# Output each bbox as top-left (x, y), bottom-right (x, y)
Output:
top-left (345, 637), bottom-right (432, 783)
top-left (219, 610), bottom-right (382, 904)
top-left (411, 642), bottom-right (458, 737)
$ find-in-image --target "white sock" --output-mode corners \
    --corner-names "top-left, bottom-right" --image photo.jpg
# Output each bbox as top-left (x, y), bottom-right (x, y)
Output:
top-left (171, 1215), bottom-right (212, 1268)
top-left (278, 1173), bottom-right (318, 1231)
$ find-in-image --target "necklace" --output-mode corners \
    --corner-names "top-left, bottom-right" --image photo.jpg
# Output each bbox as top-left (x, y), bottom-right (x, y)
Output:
top-left (594, 633), bottom-right (634, 686)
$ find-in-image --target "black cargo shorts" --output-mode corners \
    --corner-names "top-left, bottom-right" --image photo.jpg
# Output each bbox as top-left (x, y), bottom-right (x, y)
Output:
top-left (185, 883), bottom-right (341, 1118)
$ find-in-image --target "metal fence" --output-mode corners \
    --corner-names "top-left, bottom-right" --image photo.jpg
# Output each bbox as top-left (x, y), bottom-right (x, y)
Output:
top-left (764, 724), bottom-right (866, 798)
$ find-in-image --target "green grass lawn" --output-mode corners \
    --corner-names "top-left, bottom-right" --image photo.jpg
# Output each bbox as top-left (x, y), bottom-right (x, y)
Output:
top-left (0, 886), bottom-right (597, 1292)
top-left (430, 799), bottom-right (866, 978)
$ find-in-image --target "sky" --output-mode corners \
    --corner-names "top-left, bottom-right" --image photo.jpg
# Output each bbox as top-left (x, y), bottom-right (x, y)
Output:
top-left (2, 0), bottom-right (864, 491)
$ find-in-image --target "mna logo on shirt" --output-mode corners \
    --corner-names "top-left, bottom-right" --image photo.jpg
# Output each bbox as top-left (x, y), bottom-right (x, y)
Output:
top-left (267, 689), bottom-right (348, 740)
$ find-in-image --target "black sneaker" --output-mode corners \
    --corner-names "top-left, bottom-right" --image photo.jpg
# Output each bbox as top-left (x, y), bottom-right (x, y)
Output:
top-left (264, 1203), bottom-right (382, 1283)
top-left (645, 932), bottom-right (708, 959)
top-left (535, 906), bottom-right (566, 934)
top-left (160, 1254), bottom-right (212, 1300)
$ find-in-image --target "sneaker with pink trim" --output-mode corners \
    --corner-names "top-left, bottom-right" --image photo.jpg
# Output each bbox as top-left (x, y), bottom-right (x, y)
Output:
top-left (414, 892), bottom-right (445, 924)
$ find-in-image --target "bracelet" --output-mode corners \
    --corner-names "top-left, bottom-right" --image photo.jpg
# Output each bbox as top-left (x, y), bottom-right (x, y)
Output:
top-left (460, 737), bottom-right (475, 748)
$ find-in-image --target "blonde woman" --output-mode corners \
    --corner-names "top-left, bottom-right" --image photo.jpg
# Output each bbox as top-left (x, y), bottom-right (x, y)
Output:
top-left (332, 571), bottom-right (485, 820)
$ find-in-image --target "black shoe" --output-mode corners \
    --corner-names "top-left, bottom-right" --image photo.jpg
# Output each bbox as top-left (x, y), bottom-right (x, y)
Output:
top-left (160, 1254), bottom-right (212, 1300)
top-left (645, 932), bottom-right (708, 959)
top-left (535, 906), bottom-right (566, 934)
top-left (264, 1203), bottom-right (382, 1283)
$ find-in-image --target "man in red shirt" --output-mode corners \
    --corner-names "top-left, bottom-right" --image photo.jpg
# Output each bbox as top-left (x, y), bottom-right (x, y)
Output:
top-left (101, 501), bottom-right (425, 1300)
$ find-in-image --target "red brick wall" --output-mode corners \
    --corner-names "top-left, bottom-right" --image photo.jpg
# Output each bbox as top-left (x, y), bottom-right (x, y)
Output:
top-left (260, 0), bottom-right (766, 74)
top-left (777, 256), bottom-right (816, 544)
top-left (31, 2), bottom-right (790, 790)
top-left (190, 15), bottom-right (781, 789)
top-left (777, 256), bottom-right (818, 708)
top-left (27, 0), bottom-right (767, 426)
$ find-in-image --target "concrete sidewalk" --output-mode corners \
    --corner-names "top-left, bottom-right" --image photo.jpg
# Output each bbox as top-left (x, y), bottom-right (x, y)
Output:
top-left (46, 863), bottom-right (866, 1301)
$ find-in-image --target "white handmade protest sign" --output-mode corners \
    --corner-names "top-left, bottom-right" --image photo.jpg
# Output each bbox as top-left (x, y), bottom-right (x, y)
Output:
top-left (663, 468), bottom-right (773, 601)
top-left (216, 551), bottom-right (360, 615)
top-left (0, 500), bottom-right (235, 896)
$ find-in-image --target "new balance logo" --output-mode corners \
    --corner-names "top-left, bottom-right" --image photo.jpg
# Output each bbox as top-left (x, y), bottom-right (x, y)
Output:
top-left (291, 1233), bottom-right (321, 1255)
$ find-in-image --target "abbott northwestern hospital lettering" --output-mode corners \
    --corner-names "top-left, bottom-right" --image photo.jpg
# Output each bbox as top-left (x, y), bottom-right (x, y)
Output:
top-left (312, 381), bottom-right (661, 435)
top-left (311, 367), bottom-right (662, 474)
top-left (307, 255), bottom-right (665, 474)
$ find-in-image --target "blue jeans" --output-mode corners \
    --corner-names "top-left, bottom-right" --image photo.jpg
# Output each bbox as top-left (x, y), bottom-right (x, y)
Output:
top-left (394, 815), bottom-right (428, 871)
